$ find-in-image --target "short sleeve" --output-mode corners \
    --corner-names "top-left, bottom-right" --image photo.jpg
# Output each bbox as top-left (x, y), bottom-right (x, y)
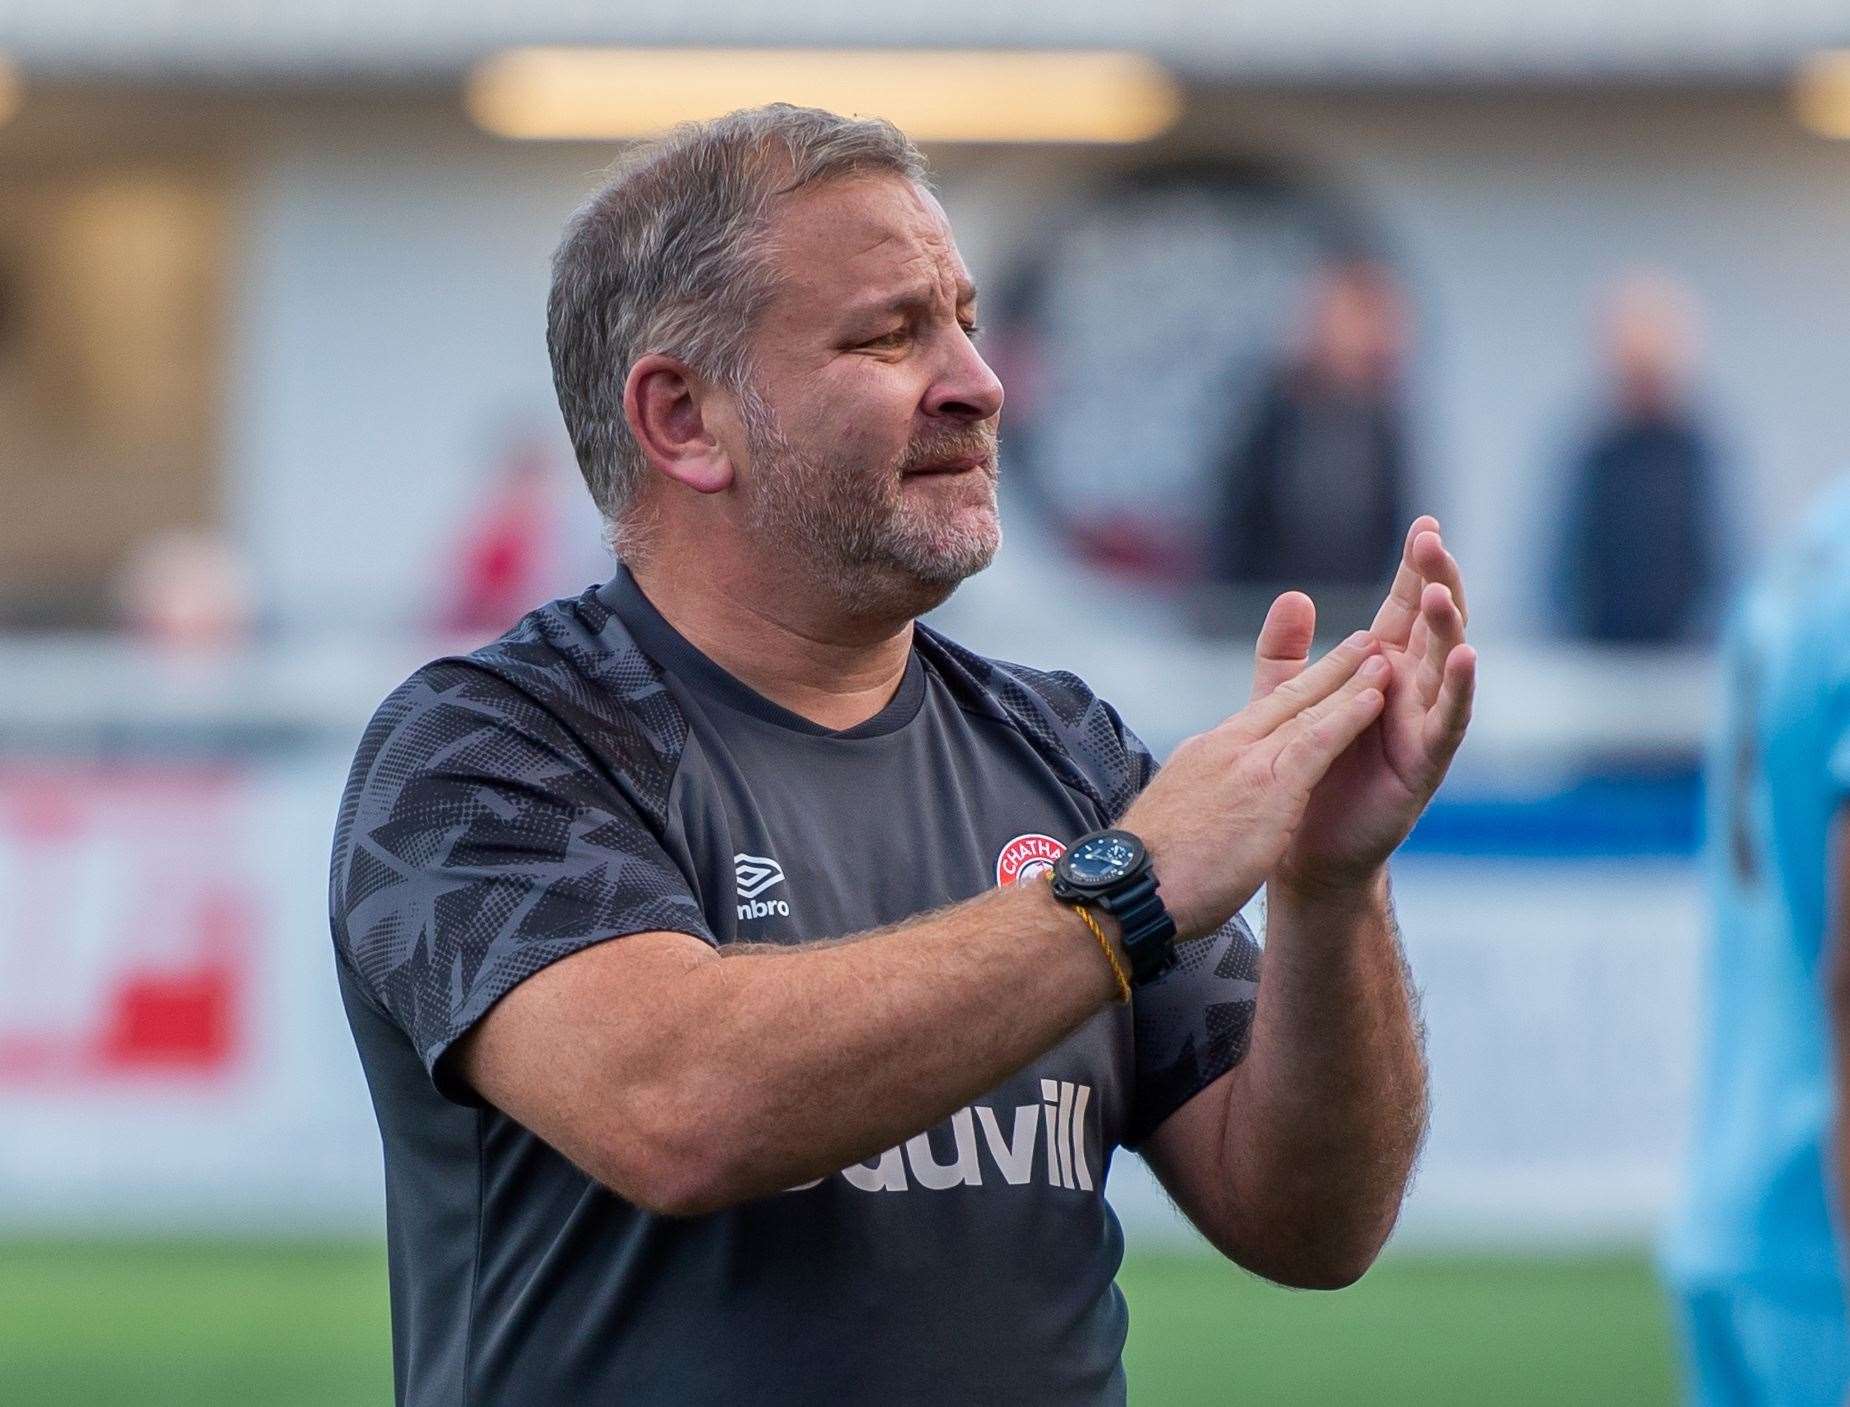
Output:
top-left (1110, 704), bottom-right (1160, 817)
top-left (330, 664), bottom-right (715, 1101)
top-left (1108, 718), bottom-right (1262, 1149)
top-left (1122, 911), bottom-right (1262, 1148)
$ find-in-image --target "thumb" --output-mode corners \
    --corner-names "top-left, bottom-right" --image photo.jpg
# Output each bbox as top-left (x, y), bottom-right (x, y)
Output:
top-left (1251, 591), bottom-right (1317, 703)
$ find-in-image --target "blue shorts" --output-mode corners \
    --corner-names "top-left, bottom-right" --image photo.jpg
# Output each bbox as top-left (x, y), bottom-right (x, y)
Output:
top-left (1677, 1282), bottom-right (1849, 1407)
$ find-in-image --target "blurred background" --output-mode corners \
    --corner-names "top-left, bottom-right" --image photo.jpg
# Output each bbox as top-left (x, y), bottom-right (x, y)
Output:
top-left (5, 2), bottom-right (1850, 1402)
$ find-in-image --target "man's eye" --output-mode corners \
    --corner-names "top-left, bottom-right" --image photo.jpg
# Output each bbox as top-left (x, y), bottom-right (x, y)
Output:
top-left (859, 329), bottom-right (906, 349)
top-left (961, 322), bottom-right (984, 341)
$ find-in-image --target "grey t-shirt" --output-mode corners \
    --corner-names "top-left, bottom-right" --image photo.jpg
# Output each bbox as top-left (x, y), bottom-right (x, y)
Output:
top-left (330, 569), bottom-right (1260, 1406)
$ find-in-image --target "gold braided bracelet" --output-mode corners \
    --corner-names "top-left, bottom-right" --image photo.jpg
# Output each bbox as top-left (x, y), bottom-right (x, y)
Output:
top-left (1044, 868), bottom-right (1132, 1004)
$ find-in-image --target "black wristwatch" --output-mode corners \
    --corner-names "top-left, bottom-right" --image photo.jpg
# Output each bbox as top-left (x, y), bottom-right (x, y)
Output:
top-left (1050, 828), bottom-right (1178, 987)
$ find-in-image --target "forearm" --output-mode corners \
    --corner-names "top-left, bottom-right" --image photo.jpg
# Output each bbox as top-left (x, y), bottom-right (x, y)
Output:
top-left (1223, 868), bottom-right (1427, 1278)
top-left (646, 880), bottom-right (1120, 1210)
top-left (466, 629), bottom-right (1395, 1216)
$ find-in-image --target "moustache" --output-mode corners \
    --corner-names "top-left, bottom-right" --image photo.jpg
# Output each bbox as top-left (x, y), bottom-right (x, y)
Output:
top-left (899, 430), bottom-right (1001, 476)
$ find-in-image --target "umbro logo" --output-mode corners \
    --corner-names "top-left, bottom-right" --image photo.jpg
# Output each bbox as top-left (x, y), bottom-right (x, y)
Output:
top-left (734, 853), bottom-right (785, 899)
top-left (734, 852), bottom-right (791, 921)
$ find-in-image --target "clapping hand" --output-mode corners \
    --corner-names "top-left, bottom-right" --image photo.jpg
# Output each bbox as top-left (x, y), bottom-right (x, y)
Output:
top-left (1253, 516), bottom-right (1477, 896)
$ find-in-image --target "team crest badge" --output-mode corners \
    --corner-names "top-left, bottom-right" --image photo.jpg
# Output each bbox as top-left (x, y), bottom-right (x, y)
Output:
top-left (996, 833), bottom-right (1064, 887)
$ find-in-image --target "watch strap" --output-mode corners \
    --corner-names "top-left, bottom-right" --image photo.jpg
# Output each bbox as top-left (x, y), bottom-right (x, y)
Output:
top-left (1095, 874), bottom-right (1178, 985)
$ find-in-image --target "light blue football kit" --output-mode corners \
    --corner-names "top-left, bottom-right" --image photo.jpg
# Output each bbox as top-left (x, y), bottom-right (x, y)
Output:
top-left (1663, 480), bottom-right (1850, 1405)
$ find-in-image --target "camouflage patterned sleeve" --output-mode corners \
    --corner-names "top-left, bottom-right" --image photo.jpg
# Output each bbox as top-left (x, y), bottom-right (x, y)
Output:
top-left (1108, 700), bottom-right (1160, 805)
top-left (1111, 720), bottom-right (1263, 1149)
top-left (330, 662), bottom-right (715, 1102)
top-left (1122, 911), bottom-right (1261, 1148)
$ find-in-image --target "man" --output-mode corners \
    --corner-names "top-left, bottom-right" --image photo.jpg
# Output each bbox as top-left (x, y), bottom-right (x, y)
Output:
top-left (1663, 479), bottom-right (1850, 1404)
top-left (1554, 273), bottom-right (1724, 645)
top-left (330, 104), bottom-right (1475, 1405)
top-left (1207, 258), bottom-right (1412, 609)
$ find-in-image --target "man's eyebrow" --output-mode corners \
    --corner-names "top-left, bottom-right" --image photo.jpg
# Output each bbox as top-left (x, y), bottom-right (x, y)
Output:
top-left (842, 280), bottom-right (981, 322)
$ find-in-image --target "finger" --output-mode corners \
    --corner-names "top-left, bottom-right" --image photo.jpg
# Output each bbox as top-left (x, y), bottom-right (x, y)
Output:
top-left (1406, 609), bottom-right (1430, 670)
top-left (1415, 582), bottom-right (1466, 707)
top-left (1250, 592), bottom-right (1316, 703)
top-left (1271, 657), bottom-right (1391, 788)
top-left (1410, 530), bottom-right (1470, 630)
top-left (1370, 516), bottom-right (1441, 647)
top-left (1289, 651), bottom-right (1392, 740)
top-left (1419, 643), bottom-right (1477, 782)
top-left (1234, 629), bottom-right (1379, 740)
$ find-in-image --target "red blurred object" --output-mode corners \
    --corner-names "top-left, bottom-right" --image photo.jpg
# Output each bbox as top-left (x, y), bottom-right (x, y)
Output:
top-left (442, 435), bottom-right (557, 636)
top-left (1066, 516), bottom-right (1200, 585)
top-left (0, 767), bottom-right (254, 1084)
top-left (92, 891), bottom-right (244, 1073)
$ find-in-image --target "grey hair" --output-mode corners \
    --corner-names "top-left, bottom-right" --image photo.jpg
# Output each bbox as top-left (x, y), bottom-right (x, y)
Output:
top-left (546, 103), bottom-right (932, 559)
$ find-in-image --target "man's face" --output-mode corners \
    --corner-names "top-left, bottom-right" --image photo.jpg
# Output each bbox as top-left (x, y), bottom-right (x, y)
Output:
top-left (730, 172), bottom-right (1005, 611)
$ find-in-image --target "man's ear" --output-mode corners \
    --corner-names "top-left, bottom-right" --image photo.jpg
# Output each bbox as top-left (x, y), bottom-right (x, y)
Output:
top-left (623, 353), bottom-right (735, 494)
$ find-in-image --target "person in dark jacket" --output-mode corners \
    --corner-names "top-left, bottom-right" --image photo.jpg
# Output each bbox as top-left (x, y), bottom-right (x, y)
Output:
top-left (1208, 260), bottom-right (1412, 600)
top-left (1557, 273), bottom-right (1723, 644)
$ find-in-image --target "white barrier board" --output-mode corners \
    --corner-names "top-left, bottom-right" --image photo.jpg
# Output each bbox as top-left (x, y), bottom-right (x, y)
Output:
top-left (0, 758), bottom-right (1703, 1249)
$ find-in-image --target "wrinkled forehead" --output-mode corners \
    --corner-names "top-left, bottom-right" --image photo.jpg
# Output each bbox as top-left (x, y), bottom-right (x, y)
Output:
top-left (763, 173), bottom-right (974, 316)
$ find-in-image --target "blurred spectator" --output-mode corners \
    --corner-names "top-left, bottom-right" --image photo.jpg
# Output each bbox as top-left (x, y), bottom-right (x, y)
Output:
top-left (1555, 274), bottom-right (1723, 644)
top-left (1204, 259), bottom-right (1412, 603)
top-left (439, 428), bottom-right (576, 638)
top-left (1661, 477), bottom-right (1850, 1404)
top-left (115, 529), bottom-right (255, 649)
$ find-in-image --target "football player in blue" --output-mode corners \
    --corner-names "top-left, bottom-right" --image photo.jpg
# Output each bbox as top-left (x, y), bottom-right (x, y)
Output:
top-left (1664, 478), bottom-right (1850, 1404)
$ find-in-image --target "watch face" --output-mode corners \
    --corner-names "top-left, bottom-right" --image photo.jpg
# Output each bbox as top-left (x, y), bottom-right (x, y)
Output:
top-left (1065, 834), bottom-right (1140, 885)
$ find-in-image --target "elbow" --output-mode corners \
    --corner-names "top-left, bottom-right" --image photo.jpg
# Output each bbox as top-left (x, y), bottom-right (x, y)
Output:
top-left (1288, 1206), bottom-right (1399, 1290)
top-left (587, 1089), bottom-right (752, 1219)
top-left (631, 1156), bottom-right (740, 1220)
top-left (611, 1130), bottom-right (735, 1218)
top-left (1213, 1218), bottom-right (1391, 1292)
top-left (603, 1144), bottom-right (747, 1220)
top-left (1269, 1243), bottom-right (1383, 1292)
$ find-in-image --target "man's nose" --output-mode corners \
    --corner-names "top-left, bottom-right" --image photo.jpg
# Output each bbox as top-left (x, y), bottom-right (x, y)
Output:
top-left (924, 332), bottom-right (1005, 424)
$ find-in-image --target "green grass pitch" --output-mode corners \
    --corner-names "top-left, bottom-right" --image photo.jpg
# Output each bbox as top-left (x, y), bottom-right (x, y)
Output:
top-left (1, 1240), bottom-right (1678, 1404)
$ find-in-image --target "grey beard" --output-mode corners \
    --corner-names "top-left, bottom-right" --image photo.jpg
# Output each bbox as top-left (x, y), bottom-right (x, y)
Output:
top-left (740, 396), bottom-right (1001, 612)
